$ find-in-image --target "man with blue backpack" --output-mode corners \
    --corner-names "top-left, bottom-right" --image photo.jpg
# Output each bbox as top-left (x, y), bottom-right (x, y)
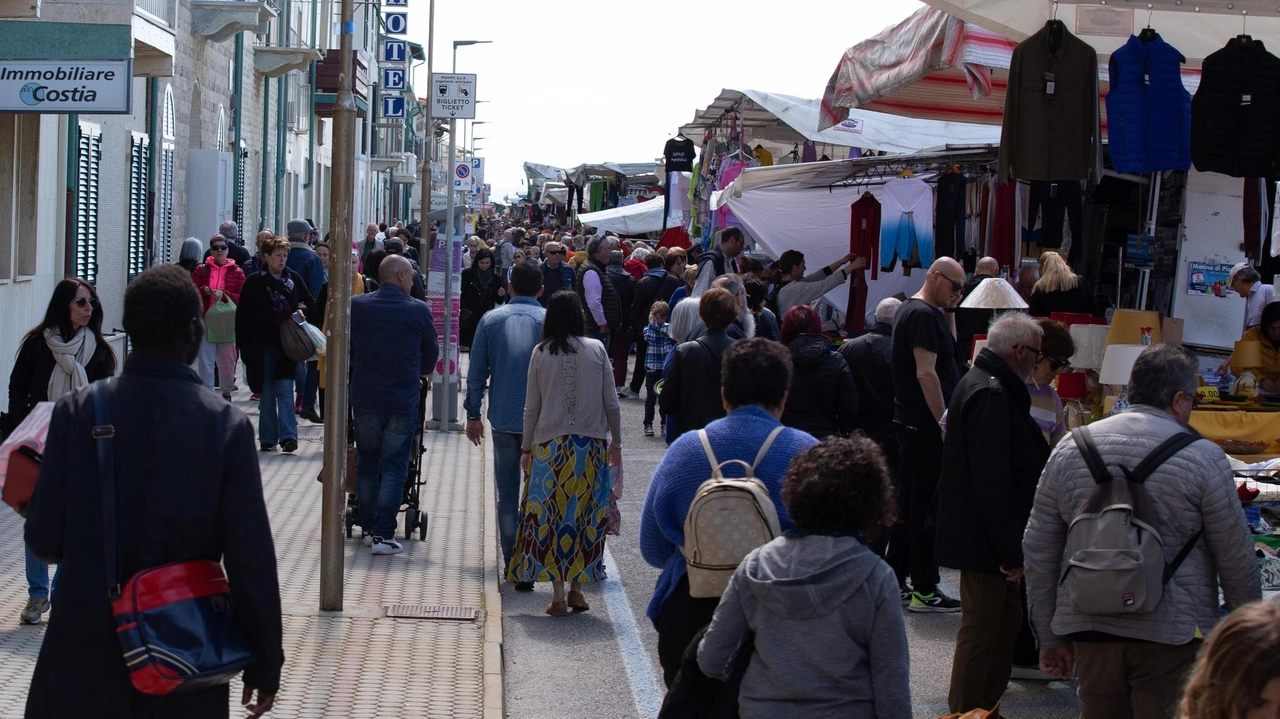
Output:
top-left (1023, 344), bottom-right (1260, 719)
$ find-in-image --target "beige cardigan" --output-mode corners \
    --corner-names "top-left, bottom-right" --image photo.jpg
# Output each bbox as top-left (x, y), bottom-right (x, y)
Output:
top-left (522, 336), bottom-right (622, 451)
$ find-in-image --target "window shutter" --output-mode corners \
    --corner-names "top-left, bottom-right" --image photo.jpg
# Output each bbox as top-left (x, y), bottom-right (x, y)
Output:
top-left (128, 132), bottom-right (150, 281)
top-left (74, 124), bottom-right (102, 285)
top-left (157, 145), bottom-right (174, 264)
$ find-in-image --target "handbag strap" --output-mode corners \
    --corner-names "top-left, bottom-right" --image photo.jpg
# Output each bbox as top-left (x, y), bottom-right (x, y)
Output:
top-left (92, 379), bottom-right (121, 600)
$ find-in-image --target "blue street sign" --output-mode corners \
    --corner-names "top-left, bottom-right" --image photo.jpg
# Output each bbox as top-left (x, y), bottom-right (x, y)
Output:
top-left (384, 0), bottom-right (407, 5)
top-left (384, 12), bottom-right (408, 35)
top-left (382, 39), bottom-right (407, 63)
top-left (383, 96), bottom-right (405, 118)
top-left (382, 68), bottom-right (406, 91)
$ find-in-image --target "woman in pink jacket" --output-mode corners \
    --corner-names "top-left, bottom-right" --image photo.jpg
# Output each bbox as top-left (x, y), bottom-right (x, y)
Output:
top-left (192, 234), bottom-right (246, 400)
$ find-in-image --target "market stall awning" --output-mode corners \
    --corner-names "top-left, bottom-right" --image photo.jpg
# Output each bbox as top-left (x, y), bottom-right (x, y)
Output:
top-left (683, 88), bottom-right (1000, 157)
top-left (578, 173), bottom-right (691, 234)
top-left (924, 0), bottom-right (1280, 68)
top-left (818, 6), bottom-right (1202, 132)
top-left (563, 162), bottom-right (660, 187)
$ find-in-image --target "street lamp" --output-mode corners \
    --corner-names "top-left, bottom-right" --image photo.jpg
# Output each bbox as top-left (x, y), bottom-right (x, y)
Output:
top-left (452, 40), bottom-right (491, 71)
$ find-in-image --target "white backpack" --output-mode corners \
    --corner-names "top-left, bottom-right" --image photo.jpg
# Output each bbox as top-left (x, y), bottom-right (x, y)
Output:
top-left (682, 427), bottom-right (785, 599)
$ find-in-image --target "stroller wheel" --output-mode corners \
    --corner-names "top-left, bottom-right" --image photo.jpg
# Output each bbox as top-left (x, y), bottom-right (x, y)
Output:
top-left (418, 511), bottom-right (428, 540)
top-left (403, 508), bottom-right (417, 541)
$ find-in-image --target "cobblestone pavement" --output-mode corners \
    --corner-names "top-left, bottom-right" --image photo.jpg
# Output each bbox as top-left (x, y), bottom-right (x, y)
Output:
top-left (0, 378), bottom-right (501, 719)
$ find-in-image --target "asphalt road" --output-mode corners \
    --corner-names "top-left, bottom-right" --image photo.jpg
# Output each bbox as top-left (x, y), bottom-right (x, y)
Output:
top-left (500, 384), bottom-right (1079, 719)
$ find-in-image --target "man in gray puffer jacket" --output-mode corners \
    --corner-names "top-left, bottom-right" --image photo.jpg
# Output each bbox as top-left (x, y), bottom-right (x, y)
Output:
top-left (1023, 344), bottom-right (1260, 719)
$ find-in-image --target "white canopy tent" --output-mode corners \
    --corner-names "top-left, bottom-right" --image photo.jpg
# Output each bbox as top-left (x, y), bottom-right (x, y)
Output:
top-left (925, 0), bottom-right (1280, 67)
top-left (578, 173), bottom-right (691, 235)
top-left (711, 147), bottom-right (1000, 327)
top-left (681, 89), bottom-right (1001, 159)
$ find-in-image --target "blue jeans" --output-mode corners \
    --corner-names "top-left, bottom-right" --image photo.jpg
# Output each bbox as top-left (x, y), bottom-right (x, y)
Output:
top-left (26, 544), bottom-right (59, 600)
top-left (587, 326), bottom-right (611, 351)
top-left (353, 409), bottom-right (416, 541)
top-left (259, 347), bottom-right (298, 445)
top-left (490, 431), bottom-right (523, 566)
top-left (302, 361), bottom-right (320, 414)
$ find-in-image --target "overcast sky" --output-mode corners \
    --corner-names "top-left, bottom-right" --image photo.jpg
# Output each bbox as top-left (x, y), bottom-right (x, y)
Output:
top-left (407, 0), bottom-right (925, 203)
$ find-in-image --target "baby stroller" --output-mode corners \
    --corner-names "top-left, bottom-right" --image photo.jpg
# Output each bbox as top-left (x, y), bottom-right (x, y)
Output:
top-left (344, 378), bottom-right (430, 541)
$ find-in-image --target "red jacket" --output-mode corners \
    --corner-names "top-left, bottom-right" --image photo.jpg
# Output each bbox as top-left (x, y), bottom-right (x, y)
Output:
top-left (193, 257), bottom-right (246, 312)
top-left (624, 257), bottom-right (647, 282)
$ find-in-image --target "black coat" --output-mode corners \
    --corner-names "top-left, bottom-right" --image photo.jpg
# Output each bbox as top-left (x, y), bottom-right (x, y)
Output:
top-left (660, 329), bottom-right (735, 440)
top-left (934, 349), bottom-right (1050, 573)
top-left (839, 322), bottom-right (895, 437)
top-left (631, 271), bottom-right (669, 337)
top-left (1028, 276), bottom-right (1094, 318)
top-left (234, 268), bottom-right (313, 394)
top-left (4, 333), bottom-right (114, 435)
top-left (607, 268), bottom-right (636, 334)
top-left (24, 359), bottom-right (283, 718)
top-left (1191, 37), bottom-right (1280, 178)
top-left (780, 334), bottom-right (859, 439)
top-left (459, 264), bottom-right (503, 347)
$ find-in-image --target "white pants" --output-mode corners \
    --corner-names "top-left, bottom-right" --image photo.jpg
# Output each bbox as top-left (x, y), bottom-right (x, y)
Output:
top-left (198, 340), bottom-right (238, 392)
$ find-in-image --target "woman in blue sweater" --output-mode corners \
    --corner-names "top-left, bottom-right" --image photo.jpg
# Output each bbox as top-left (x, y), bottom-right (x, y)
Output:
top-left (639, 338), bottom-right (818, 686)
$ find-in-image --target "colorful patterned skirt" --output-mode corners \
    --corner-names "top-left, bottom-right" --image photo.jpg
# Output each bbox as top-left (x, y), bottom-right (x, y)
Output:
top-left (506, 434), bottom-right (611, 584)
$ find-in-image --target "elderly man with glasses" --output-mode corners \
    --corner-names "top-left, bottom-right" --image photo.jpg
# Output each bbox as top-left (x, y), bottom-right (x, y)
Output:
top-left (539, 241), bottom-right (574, 308)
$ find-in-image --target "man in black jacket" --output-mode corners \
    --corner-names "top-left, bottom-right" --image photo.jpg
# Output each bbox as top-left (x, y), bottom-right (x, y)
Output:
top-left (607, 249), bottom-right (637, 395)
top-left (574, 236), bottom-right (622, 349)
top-left (24, 265), bottom-right (283, 718)
top-left (691, 227), bottom-right (745, 296)
top-left (935, 312), bottom-right (1049, 715)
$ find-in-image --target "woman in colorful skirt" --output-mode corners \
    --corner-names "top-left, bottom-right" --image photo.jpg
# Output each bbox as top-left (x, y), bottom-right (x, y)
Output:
top-left (509, 290), bottom-right (623, 616)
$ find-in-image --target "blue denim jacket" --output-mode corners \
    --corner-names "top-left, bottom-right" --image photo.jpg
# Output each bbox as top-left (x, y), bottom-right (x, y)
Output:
top-left (464, 296), bottom-right (546, 434)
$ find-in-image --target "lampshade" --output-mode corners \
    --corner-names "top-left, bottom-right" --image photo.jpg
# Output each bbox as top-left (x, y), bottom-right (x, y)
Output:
top-left (1055, 372), bottom-right (1088, 400)
top-left (960, 278), bottom-right (1029, 310)
top-left (1069, 324), bottom-right (1109, 371)
top-left (1106, 309), bottom-right (1163, 346)
top-left (1233, 340), bottom-right (1264, 370)
top-left (1099, 344), bottom-right (1147, 386)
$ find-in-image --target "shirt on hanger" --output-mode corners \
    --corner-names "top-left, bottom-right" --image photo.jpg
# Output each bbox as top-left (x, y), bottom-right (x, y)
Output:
top-left (664, 137), bottom-right (696, 172)
top-left (880, 178), bottom-right (935, 272)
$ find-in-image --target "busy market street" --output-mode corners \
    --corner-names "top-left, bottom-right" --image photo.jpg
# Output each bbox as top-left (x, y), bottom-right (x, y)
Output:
top-left (2, 0), bottom-right (1280, 718)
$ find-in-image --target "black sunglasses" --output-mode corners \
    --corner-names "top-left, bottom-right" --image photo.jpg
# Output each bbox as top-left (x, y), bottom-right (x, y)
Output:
top-left (936, 271), bottom-right (963, 293)
top-left (1043, 354), bottom-right (1071, 371)
top-left (74, 297), bottom-right (100, 308)
top-left (210, 244), bottom-right (228, 250)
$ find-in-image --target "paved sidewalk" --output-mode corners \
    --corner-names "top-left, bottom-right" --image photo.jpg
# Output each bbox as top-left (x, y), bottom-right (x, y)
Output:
top-left (0, 384), bottom-right (502, 719)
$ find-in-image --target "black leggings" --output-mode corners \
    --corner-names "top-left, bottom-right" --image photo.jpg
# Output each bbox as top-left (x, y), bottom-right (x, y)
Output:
top-left (656, 575), bottom-right (720, 687)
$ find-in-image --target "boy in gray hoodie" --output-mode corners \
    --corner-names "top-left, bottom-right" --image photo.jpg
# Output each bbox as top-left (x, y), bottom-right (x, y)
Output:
top-left (697, 436), bottom-right (912, 719)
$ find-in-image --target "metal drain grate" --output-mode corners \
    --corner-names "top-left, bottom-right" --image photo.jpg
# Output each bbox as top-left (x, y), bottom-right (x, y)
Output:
top-left (297, 427), bottom-right (325, 441)
top-left (384, 604), bottom-right (479, 621)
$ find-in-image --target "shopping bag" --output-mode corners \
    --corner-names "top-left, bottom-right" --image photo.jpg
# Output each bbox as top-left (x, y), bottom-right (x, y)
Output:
top-left (204, 292), bottom-right (237, 344)
top-left (0, 401), bottom-right (55, 510)
top-left (303, 321), bottom-right (327, 356)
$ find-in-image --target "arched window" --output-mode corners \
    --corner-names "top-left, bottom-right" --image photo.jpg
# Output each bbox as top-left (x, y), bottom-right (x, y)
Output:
top-left (156, 85), bottom-right (177, 264)
top-left (215, 105), bottom-right (226, 152)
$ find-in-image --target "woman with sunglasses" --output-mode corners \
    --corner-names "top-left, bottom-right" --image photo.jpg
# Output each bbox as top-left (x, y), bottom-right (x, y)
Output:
top-left (4, 278), bottom-right (116, 626)
top-left (194, 234), bottom-right (246, 401)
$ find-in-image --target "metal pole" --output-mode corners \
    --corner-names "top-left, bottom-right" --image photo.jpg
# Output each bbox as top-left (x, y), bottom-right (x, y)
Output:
top-left (320, 0), bottom-right (357, 612)
top-left (441, 118), bottom-right (457, 428)
top-left (419, 0), bottom-right (434, 265)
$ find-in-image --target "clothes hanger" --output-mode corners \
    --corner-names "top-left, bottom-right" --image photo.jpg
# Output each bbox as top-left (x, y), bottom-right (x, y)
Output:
top-left (1138, 5), bottom-right (1158, 42)
top-left (1045, 1), bottom-right (1065, 54)
top-left (1237, 11), bottom-right (1253, 45)
top-left (897, 167), bottom-right (916, 179)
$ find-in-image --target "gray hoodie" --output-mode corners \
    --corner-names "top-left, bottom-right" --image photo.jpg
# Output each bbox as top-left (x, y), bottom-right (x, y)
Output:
top-left (697, 533), bottom-right (911, 719)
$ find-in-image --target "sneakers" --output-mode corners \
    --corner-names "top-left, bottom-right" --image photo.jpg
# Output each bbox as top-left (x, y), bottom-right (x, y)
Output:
top-left (621, 388), bottom-right (641, 399)
top-left (362, 534), bottom-right (374, 547)
top-left (643, 424), bottom-right (654, 437)
top-left (371, 536), bottom-right (404, 555)
top-left (907, 589), bottom-right (962, 613)
top-left (260, 443), bottom-right (276, 452)
top-left (19, 597), bottom-right (49, 625)
top-left (281, 439), bottom-right (298, 453)
top-left (899, 584), bottom-right (912, 605)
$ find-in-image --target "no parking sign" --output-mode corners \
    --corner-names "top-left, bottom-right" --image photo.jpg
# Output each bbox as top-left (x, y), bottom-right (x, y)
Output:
top-left (453, 162), bottom-right (473, 191)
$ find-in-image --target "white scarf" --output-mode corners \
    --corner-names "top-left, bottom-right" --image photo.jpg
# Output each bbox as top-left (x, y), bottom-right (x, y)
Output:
top-left (44, 326), bottom-right (95, 400)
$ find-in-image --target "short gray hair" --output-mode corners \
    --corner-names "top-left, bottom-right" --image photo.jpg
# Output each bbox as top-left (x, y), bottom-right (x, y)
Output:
top-left (668, 298), bottom-right (706, 343)
top-left (219, 221), bottom-right (238, 240)
top-left (873, 297), bottom-right (902, 324)
top-left (1129, 344), bottom-right (1198, 409)
top-left (712, 274), bottom-right (745, 299)
top-left (1231, 262), bottom-right (1261, 285)
top-left (985, 312), bottom-right (1042, 356)
top-left (586, 236), bottom-right (607, 256)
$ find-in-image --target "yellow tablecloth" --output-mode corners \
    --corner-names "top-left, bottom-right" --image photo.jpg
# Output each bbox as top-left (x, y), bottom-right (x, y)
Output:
top-left (1190, 409), bottom-right (1280, 452)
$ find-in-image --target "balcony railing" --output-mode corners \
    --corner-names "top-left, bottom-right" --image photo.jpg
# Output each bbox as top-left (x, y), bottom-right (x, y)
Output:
top-left (135, 0), bottom-right (174, 27)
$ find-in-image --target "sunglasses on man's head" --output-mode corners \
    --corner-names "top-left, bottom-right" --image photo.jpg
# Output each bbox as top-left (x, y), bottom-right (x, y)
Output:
top-left (74, 297), bottom-right (100, 308)
top-left (210, 244), bottom-right (228, 251)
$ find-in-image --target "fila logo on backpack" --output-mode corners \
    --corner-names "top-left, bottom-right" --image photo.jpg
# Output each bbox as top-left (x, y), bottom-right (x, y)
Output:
top-left (1060, 426), bottom-right (1204, 615)
top-left (681, 427), bottom-right (784, 599)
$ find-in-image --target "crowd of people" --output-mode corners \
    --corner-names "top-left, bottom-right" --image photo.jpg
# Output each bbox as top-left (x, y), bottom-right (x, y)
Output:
top-left (4, 208), bottom-right (1278, 719)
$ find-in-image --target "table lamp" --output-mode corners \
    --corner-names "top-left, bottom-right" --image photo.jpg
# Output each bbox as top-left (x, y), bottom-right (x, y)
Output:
top-left (959, 278), bottom-right (1029, 309)
top-left (1056, 371), bottom-right (1089, 429)
top-left (1068, 324), bottom-right (1108, 371)
top-left (1099, 344), bottom-right (1147, 416)
top-left (1232, 340), bottom-right (1264, 399)
top-left (1106, 309), bottom-right (1163, 347)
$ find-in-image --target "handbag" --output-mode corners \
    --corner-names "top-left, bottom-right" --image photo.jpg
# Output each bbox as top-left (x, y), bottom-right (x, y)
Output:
top-left (93, 381), bottom-right (255, 695)
top-left (279, 310), bottom-right (316, 363)
top-left (204, 291), bottom-right (237, 344)
top-left (302, 321), bottom-right (327, 356)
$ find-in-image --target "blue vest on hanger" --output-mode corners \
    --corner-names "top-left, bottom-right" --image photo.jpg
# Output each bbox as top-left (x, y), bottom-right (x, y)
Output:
top-left (1105, 33), bottom-right (1192, 174)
